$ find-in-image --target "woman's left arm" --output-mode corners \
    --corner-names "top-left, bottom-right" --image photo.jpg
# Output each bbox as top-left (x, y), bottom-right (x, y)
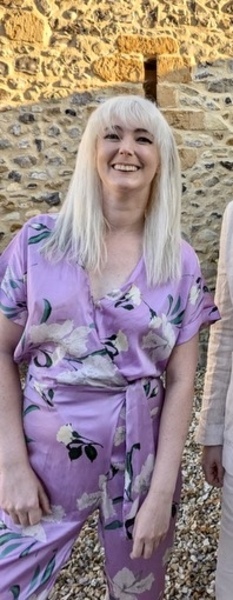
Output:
top-left (131, 333), bottom-right (199, 560)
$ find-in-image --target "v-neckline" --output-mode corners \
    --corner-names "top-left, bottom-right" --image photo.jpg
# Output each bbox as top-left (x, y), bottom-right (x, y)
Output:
top-left (86, 255), bottom-right (144, 306)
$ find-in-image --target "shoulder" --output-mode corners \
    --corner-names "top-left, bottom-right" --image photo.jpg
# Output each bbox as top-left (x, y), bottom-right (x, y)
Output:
top-left (18, 213), bottom-right (58, 243)
top-left (22, 213), bottom-right (58, 233)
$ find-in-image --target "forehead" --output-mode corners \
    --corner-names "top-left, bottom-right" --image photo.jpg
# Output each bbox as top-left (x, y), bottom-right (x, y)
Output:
top-left (98, 108), bottom-right (155, 136)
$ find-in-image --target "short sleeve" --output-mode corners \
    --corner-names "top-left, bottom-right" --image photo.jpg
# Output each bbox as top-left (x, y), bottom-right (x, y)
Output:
top-left (0, 225), bottom-right (28, 326)
top-left (177, 244), bottom-right (220, 345)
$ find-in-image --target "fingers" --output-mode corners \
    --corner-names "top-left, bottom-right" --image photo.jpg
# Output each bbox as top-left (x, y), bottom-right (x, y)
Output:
top-left (130, 534), bottom-right (165, 560)
top-left (6, 505), bottom-right (42, 527)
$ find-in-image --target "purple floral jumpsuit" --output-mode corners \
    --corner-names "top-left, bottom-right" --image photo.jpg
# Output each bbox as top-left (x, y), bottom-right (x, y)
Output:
top-left (0, 214), bottom-right (219, 600)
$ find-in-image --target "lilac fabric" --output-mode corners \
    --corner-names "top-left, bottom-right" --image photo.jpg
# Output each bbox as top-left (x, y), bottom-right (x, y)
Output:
top-left (0, 214), bottom-right (219, 599)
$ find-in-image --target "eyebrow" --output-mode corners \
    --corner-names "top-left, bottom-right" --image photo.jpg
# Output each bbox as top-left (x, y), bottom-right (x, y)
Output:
top-left (105, 125), bottom-right (154, 138)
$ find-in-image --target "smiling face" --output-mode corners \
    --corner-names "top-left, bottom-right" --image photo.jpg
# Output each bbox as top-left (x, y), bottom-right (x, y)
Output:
top-left (96, 124), bottom-right (160, 206)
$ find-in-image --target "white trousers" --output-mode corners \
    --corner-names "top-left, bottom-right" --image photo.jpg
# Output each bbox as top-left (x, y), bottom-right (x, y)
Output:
top-left (216, 471), bottom-right (233, 599)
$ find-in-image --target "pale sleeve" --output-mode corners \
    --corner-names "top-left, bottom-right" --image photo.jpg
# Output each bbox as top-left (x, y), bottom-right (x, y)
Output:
top-left (196, 202), bottom-right (233, 445)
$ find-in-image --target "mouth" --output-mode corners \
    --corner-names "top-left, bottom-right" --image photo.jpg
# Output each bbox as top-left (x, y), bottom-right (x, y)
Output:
top-left (111, 164), bottom-right (140, 172)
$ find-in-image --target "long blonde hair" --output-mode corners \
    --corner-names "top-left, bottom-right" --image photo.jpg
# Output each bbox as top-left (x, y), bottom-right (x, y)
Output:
top-left (43, 95), bottom-right (182, 286)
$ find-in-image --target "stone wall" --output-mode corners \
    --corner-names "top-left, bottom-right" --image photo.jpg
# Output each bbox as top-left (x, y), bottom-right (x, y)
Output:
top-left (0, 0), bottom-right (233, 295)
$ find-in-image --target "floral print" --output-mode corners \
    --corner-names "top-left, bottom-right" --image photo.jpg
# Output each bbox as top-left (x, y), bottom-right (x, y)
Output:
top-left (0, 214), bottom-right (219, 599)
top-left (111, 567), bottom-right (154, 600)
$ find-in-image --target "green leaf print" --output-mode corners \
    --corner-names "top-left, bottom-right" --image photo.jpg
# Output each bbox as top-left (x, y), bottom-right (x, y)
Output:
top-left (0, 304), bottom-right (20, 319)
top-left (0, 543), bottom-right (22, 558)
top-left (68, 446), bottom-right (83, 460)
top-left (104, 520), bottom-right (123, 530)
top-left (40, 552), bottom-right (56, 585)
top-left (171, 296), bottom-right (181, 316)
top-left (167, 294), bottom-right (174, 315)
top-left (23, 404), bottom-right (40, 417)
top-left (48, 388), bottom-right (54, 401)
top-left (84, 444), bottom-right (97, 462)
top-left (28, 231), bottom-right (51, 245)
top-left (28, 564), bottom-right (41, 591)
top-left (34, 350), bottom-right (53, 368)
top-left (125, 443), bottom-right (141, 501)
top-left (9, 279), bottom-right (20, 289)
top-left (10, 585), bottom-right (20, 600)
top-left (40, 299), bottom-right (52, 324)
top-left (169, 310), bottom-right (185, 326)
top-left (0, 532), bottom-right (23, 546)
top-left (19, 541), bottom-right (37, 558)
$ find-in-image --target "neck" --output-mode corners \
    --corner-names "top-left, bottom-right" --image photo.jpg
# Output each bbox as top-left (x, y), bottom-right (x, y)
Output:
top-left (102, 191), bottom-right (148, 233)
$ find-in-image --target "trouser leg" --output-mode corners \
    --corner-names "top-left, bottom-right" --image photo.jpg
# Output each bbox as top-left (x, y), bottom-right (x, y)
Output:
top-left (216, 471), bottom-right (233, 600)
top-left (0, 513), bottom-right (83, 600)
top-left (99, 468), bottom-right (180, 600)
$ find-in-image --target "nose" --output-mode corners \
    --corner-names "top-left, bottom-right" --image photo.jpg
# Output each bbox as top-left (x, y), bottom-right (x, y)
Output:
top-left (119, 136), bottom-right (134, 155)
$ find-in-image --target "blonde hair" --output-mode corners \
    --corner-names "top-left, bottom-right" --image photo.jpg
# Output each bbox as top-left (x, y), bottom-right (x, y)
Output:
top-left (43, 95), bottom-right (182, 285)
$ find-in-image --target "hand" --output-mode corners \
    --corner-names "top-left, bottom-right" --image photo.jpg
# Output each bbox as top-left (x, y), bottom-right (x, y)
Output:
top-left (201, 445), bottom-right (224, 488)
top-left (130, 492), bottom-right (172, 560)
top-left (0, 463), bottom-right (51, 527)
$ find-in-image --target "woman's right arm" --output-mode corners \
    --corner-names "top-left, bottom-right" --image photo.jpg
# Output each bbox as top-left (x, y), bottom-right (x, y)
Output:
top-left (0, 312), bottom-right (51, 526)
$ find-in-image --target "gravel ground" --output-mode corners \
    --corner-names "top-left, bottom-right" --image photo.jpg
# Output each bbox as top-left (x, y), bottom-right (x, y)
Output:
top-left (49, 368), bottom-right (221, 600)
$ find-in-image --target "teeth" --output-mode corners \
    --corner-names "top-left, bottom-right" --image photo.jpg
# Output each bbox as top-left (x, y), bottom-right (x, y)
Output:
top-left (113, 164), bottom-right (139, 172)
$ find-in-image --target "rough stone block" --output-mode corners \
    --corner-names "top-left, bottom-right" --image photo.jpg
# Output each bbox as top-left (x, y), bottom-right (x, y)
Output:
top-left (4, 11), bottom-right (50, 44)
top-left (117, 35), bottom-right (179, 55)
top-left (93, 54), bottom-right (144, 82)
top-left (157, 56), bottom-right (192, 82)
top-left (178, 147), bottom-right (197, 170)
top-left (156, 84), bottom-right (177, 108)
top-left (164, 110), bottom-right (205, 130)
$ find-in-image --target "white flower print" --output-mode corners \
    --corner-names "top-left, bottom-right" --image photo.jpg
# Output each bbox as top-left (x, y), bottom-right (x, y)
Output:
top-left (124, 497), bottom-right (139, 522)
top-left (99, 474), bottom-right (116, 519)
top-left (142, 313), bottom-right (175, 360)
top-left (29, 320), bottom-right (91, 359)
top-left (113, 426), bottom-right (126, 447)
top-left (33, 380), bottom-right (48, 398)
top-left (114, 331), bottom-right (128, 352)
top-left (132, 454), bottom-right (154, 494)
top-left (22, 523), bottom-right (46, 542)
top-left (125, 284), bottom-right (141, 306)
top-left (29, 591), bottom-right (48, 600)
top-left (56, 423), bottom-right (73, 445)
top-left (30, 319), bottom-right (73, 344)
top-left (112, 567), bottom-right (154, 600)
top-left (57, 354), bottom-right (127, 387)
top-left (189, 284), bottom-right (201, 305)
top-left (150, 406), bottom-right (159, 418)
top-left (77, 491), bottom-right (101, 511)
top-left (149, 315), bottom-right (162, 328)
top-left (42, 504), bottom-right (66, 523)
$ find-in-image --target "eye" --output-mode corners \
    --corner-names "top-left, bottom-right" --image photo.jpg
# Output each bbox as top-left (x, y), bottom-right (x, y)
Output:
top-left (104, 132), bottom-right (120, 140)
top-left (136, 136), bottom-right (153, 144)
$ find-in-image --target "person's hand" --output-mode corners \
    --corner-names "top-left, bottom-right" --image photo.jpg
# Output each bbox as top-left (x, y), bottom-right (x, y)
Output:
top-left (0, 463), bottom-right (51, 527)
top-left (130, 492), bottom-right (172, 560)
top-left (201, 445), bottom-right (224, 488)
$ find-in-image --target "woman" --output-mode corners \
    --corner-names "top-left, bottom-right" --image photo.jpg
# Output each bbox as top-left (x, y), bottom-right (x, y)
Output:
top-left (0, 95), bottom-right (219, 600)
top-left (196, 201), bottom-right (233, 600)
